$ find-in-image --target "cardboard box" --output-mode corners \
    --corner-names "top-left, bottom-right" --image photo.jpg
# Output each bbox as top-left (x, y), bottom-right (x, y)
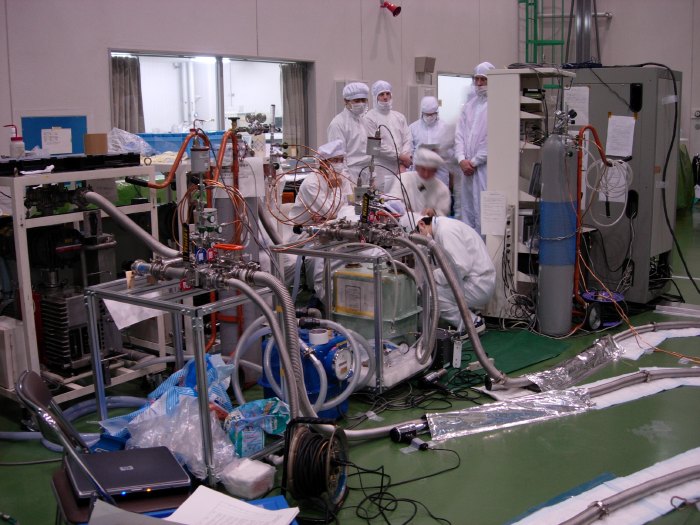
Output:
top-left (83, 133), bottom-right (108, 155)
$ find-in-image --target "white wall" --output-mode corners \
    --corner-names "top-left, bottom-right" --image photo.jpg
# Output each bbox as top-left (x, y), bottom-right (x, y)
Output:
top-left (594, 0), bottom-right (698, 153)
top-left (1, 1), bottom-right (13, 156)
top-left (1, 0), bottom-right (699, 153)
top-left (1, 0), bottom-right (517, 151)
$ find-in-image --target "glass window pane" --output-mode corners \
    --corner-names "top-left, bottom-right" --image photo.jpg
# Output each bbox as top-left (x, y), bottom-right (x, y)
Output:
top-left (139, 55), bottom-right (218, 133)
top-left (223, 60), bottom-right (283, 134)
top-left (437, 74), bottom-right (473, 125)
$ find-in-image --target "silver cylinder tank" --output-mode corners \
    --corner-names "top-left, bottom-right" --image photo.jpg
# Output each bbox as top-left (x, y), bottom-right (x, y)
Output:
top-left (536, 134), bottom-right (577, 336)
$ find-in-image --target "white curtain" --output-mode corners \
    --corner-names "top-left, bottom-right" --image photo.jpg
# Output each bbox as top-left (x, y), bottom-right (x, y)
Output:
top-left (281, 63), bottom-right (307, 148)
top-left (111, 56), bottom-right (145, 133)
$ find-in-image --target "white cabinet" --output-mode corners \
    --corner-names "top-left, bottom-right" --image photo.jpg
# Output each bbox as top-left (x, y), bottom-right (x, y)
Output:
top-left (483, 68), bottom-right (575, 319)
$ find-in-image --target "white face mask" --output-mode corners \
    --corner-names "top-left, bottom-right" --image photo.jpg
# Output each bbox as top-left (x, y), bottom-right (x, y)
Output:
top-left (331, 162), bottom-right (345, 172)
top-left (377, 100), bottom-right (392, 112)
top-left (476, 85), bottom-right (488, 97)
top-left (422, 114), bottom-right (438, 126)
top-left (349, 102), bottom-right (367, 116)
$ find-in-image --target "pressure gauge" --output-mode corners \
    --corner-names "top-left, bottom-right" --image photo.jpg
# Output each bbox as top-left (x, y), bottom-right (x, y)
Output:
top-left (331, 347), bottom-right (352, 381)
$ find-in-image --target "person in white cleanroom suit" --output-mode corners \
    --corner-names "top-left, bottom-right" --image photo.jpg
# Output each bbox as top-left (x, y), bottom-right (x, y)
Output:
top-left (417, 216), bottom-right (495, 331)
top-left (455, 61), bottom-right (495, 235)
top-left (327, 82), bottom-right (371, 185)
top-left (386, 147), bottom-right (451, 223)
top-left (289, 139), bottom-right (354, 225)
top-left (408, 96), bottom-right (455, 188)
top-left (364, 80), bottom-right (413, 193)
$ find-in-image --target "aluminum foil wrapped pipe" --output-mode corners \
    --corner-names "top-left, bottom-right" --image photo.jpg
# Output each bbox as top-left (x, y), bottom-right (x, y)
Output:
top-left (82, 191), bottom-right (180, 259)
top-left (525, 334), bottom-right (623, 391)
top-left (427, 389), bottom-right (591, 441)
top-left (410, 234), bottom-right (532, 389)
top-left (427, 368), bottom-right (700, 444)
top-left (559, 465), bottom-right (700, 525)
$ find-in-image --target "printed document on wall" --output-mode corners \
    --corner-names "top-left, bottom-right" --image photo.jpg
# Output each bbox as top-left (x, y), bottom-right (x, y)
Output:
top-left (480, 191), bottom-right (507, 236)
top-left (564, 86), bottom-right (589, 126)
top-left (605, 115), bottom-right (635, 157)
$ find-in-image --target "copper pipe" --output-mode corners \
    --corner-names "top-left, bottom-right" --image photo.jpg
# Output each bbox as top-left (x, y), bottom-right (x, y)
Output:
top-left (143, 129), bottom-right (212, 190)
top-left (574, 126), bottom-right (611, 307)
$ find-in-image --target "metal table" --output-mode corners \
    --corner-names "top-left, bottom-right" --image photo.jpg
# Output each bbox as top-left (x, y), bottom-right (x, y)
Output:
top-left (85, 274), bottom-right (270, 486)
top-left (273, 239), bottom-right (429, 393)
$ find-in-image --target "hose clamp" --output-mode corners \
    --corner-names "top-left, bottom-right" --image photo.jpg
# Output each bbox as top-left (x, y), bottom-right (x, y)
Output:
top-left (591, 500), bottom-right (609, 515)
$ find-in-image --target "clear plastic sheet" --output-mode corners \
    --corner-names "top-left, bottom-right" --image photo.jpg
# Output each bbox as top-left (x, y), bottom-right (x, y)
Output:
top-left (427, 389), bottom-right (592, 441)
top-left (108, 127), bottom-right (155, 156)
top-left (127, 395), bottom-right (238, 481)
top-left (525, 334), bottom-right (623, 391)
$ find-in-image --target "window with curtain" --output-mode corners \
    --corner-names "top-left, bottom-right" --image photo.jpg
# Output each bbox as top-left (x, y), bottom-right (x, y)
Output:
top-left (110, 56), bottom-right (145, 133)
top-left (110, 52), bottom-right (308, 152)
top-left (281, 63), bottom-right (307, 149)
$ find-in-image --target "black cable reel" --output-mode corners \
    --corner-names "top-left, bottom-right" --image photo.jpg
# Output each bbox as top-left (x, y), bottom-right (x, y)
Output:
top-left (282, 417), bottom-right (349, 515)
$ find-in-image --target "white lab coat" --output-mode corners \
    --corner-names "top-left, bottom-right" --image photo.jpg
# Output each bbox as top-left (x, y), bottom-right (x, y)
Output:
top-left (364, 108), bottom-right (413, 192)
top-left (386, 171), bottom-right (451, 218)
top-left (454, 93), bottom-right (488, 234)
top-left (289, 171), bottom-right (353, 225)
top-left (287, 172), bottom-right (356, 297)
top-left (327, 109), bottom-right (371, 185)
top-left (408, 118), bottom-right (455, 187)
top-left (431, 217), bottom-right (495, 329)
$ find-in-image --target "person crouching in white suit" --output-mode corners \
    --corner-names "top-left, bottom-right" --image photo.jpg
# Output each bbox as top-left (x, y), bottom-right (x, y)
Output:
top-left (416, 216), bottom-right (495, 333)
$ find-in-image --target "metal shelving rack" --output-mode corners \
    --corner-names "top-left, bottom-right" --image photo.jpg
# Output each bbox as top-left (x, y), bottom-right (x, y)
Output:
top-left (0, 166), bottom-right (164, 403)
top-left (483, 67), bottom-right (575, 319)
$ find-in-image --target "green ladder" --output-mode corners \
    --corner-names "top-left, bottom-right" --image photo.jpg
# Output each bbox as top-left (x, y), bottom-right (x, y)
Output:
top-left (519, 0), bottom-right (565, 65)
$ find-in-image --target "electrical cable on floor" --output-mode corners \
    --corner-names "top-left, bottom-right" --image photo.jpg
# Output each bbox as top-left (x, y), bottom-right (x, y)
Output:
top-left (0, 458), bottom-right (61, 466)
top-left (578, 253), bottom-right (700, 364)
top-left (283, 421), bottom-right (349, 524)
top-left (0, 513), bottom-right (18, 525)
top-left (340, 448), bottom-right (459, 524)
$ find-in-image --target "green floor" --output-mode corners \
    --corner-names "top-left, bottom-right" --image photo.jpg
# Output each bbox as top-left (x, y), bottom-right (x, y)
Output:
top-left (1, 205), bottom-right (699, 524)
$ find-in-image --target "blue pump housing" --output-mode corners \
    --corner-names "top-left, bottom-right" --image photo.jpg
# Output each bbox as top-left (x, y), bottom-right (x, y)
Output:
top-left (259, 328), bottom-right (350, 419)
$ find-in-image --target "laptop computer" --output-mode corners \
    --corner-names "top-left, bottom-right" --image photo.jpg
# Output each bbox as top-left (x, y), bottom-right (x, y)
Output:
top-left (65, 446), bottom-right (191, 499)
